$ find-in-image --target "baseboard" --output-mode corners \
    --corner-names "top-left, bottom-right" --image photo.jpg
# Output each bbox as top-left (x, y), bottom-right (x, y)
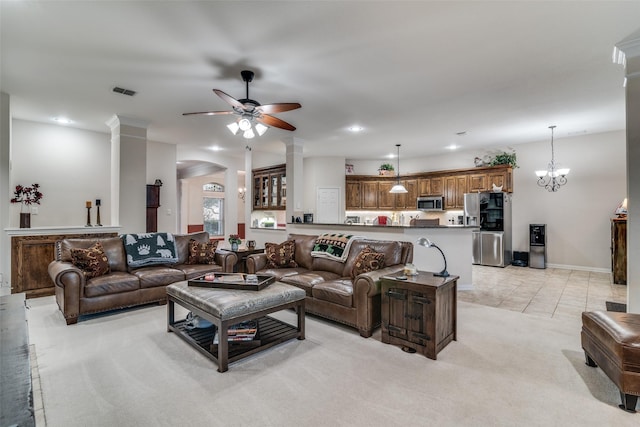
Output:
top-left (545, 263), bottom-right (611, 274)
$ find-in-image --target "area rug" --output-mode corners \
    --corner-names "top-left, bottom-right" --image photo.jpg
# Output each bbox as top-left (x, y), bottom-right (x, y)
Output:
top-left (27, 298), bottom-right (637, 426)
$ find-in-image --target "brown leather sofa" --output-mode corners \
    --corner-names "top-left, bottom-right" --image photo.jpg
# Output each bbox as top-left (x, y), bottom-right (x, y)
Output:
top-left (246, 233), bottom-right (413, 337)
top-left (48, 231), bottom-right (237, 325)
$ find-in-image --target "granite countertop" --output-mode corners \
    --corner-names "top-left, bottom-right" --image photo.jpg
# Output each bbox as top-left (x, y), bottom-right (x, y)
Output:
top-left (286, 223), bottom-right (478, 229)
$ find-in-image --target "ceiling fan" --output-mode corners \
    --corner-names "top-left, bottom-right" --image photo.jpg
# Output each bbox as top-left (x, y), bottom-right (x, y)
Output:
top-left (183, 70), bottom-right (301, 138)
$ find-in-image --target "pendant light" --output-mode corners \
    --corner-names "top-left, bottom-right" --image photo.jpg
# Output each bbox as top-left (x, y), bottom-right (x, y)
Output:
top-left (389, 144), bottom-right (408, 194)
top-left (535, 125), bottom-right (570, 192)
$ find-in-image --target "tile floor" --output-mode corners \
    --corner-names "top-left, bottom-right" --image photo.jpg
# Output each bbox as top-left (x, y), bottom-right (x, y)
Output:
top-left (460, 265), bottom-right (628, 321)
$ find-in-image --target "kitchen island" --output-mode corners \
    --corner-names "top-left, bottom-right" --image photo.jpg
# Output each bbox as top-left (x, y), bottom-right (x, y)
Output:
top-left (284, 223), bottom-right (476, 288)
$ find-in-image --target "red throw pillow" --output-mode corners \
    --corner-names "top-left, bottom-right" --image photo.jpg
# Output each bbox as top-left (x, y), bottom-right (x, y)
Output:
top-left (187, 239), bottom-right (219, 264)
top-left (265, 240), bottom-right (298, 268)
top-left (351, 246), bottom-right (385, 279)
top-left (70, 242), bottom-right (110, 279)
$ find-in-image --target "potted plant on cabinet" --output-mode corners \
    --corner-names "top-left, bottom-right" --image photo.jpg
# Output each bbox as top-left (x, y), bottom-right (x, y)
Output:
top-left (378, 163), bottom-right (395, 176)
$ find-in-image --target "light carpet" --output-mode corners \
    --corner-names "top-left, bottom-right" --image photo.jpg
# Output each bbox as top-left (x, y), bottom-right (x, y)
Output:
top-left (26, 296), bottom-right (637, 427)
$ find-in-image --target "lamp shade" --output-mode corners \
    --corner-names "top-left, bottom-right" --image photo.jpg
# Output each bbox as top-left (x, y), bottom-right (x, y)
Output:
top-left (390, 184), bottom-right (408, 193)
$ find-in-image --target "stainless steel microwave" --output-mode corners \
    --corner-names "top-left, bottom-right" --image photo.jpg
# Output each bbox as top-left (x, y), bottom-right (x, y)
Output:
top-left (417, 196), bottom-right (444, 211)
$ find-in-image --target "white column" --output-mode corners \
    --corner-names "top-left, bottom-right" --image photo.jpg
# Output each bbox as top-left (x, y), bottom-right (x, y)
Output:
top-left (105, 115), bottom-right (149, 234)
top-left (617, 30), bottom-right (640, 313)
top-left (244, 145), bottom-right (253, 229)
top-left (0, 92), bottom-right (11, 295)
top-left (284, 137), bottom-right (304, 222)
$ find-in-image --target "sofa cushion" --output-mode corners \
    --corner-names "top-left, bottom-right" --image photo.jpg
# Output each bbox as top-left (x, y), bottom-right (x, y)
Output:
top-left (131, 266), bottom-right (185, 289)
top-left (83, 271), bottom-right (140, 298)
top-left (255, 267), bottom-right (308, 281)
top-left (351, 246), bottom-right (385, 279)
top-left (70, 242), bottom-right (110, 279)
top-left (265, 240), bottom-right (299, 268)
top-left (174, 232), bottom-right (210, 264)
top-left (287, 234), bottom-right (318, 269)
top-left (343, 239), bottom-right (402, 277)
top-left (280, 271), bottom-right (341, 297)
top-left (312, 279), bottom-right (354, 307)
top-left (187, 239), bottom-right (219, 264)
top-left (59, 237), bottom-right (128, 272)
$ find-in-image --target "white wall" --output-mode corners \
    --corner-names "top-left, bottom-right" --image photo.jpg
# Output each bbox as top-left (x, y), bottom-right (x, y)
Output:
top-left (147, 141), bottom-right (178, 232)
top-left (347, 130), bottom-right (626, 271)
top-left (10, 120), bottom-right (111, 227)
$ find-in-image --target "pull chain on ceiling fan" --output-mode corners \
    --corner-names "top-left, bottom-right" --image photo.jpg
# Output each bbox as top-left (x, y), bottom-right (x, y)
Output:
top-left (183, 70), bottom-right (301, 139)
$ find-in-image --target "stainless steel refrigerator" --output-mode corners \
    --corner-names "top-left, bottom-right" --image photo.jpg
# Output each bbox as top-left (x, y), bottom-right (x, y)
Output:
top-left (465, 192), bottom-right (512, 267)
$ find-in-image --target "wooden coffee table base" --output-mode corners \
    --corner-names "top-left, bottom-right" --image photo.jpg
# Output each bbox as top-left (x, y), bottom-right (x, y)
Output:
top-left (167, 282), bottom-right (305, 372)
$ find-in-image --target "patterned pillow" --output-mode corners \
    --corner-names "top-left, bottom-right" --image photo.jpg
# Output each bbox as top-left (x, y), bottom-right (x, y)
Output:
top-left (70, 242), bottom-right (110, 279)
top-left (265, 240), bottom-right (298, 269)
top-left (187, 239), bottom-right (219, 264)
top-left (351, 246), bottom-right (385, 279)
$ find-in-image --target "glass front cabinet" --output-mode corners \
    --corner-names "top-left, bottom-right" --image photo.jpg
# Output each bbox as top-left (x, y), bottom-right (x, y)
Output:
top-left (252, 164), bottom-right (286, 210)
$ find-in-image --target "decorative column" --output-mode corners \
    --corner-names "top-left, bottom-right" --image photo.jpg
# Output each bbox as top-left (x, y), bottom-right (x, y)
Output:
top-left (616, 29), bottom-right (640, 313)
top-left (284, 137), bottom-right (304, 222)
top-left (105, 115), bottom-right (149, 234)
top-left (0, 92), bottom-right (11, 295)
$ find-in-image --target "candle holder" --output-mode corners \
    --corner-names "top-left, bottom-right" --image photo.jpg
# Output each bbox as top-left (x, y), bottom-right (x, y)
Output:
top-left (86, 207), bottom-right (92, 227)
top-left (96, 206), bottom-right (102, 226)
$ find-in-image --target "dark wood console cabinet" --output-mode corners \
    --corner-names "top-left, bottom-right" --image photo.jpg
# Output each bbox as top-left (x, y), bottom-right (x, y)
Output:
top-left (146, 184), bottom-right (161, 232)
top-left (381, 272), bottom-right (458, 360)
top-left (611, 218), bottom-right (627, 285)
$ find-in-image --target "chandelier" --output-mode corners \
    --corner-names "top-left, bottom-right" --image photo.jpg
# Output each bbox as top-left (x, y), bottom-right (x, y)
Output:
top-left (389, 144), bottom-right (408, 194)
top-left (535, 125), bottom-right (570, 192)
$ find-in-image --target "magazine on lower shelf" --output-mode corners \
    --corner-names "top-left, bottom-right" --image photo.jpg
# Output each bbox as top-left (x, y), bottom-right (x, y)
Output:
top-left (212, 320), bottom-right (258, 344)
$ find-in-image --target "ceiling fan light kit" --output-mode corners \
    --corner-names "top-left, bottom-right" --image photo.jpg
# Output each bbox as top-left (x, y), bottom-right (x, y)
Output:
top-left (183, 70), bottom-right (301, 140)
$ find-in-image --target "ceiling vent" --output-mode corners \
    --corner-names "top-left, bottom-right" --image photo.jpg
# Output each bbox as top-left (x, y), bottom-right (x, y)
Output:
top-left (112, 87), bottom-right (136, 96)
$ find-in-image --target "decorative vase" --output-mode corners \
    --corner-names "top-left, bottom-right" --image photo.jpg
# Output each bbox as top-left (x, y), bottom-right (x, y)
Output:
top-left (19, 203), bottom-right (31, 228)
top-left (231, 242), bottom-right (239, 251)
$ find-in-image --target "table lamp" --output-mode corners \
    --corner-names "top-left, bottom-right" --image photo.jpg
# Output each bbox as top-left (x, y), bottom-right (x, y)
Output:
top-left (416, 237), bottom-right (449, 277)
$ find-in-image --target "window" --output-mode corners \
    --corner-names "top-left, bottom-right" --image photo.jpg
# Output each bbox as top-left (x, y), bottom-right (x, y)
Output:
top-left (203, 182), bottom-right (224, 237)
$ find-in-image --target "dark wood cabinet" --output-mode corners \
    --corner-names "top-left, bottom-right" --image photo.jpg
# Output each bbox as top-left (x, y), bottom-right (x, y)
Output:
top-left (346, 181), bottom-right (362, 210)
top-left (377, 181), bottom-right (395, 210)
top-left (11, 231), bottom-right (118, 298)
top-left (361, 181), bottom-right (378, 209)
top-left (252, 164), bottom-right (286, 210)
top-left (611, 218), bottom-right (627, 285)
top-left (146, 184), bottom-right (161, 233)
top-left (395, 179), bottom-right (418, 209)
top-left (381, 272), bottom-right (457, 360)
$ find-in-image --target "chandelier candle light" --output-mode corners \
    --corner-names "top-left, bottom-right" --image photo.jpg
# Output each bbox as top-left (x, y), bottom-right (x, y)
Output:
top-left (535, 125), bottom-right (570, 192)
top-left (389, 144), bottom-right (408, 194)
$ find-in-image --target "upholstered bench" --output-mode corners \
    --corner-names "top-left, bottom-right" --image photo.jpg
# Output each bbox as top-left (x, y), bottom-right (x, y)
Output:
top-left (167, 280), bottom-right (305, 372)
top-left (581, 311), bottom-right (640, 412)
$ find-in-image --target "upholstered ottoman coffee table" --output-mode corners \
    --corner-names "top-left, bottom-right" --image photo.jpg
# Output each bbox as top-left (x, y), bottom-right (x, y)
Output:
top-left (581, 311), bottom-right (640, 412)
top-left (167, 280), bottom-right (305, 372)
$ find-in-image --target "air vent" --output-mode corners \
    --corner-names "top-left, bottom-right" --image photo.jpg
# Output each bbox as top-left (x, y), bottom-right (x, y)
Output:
top-left (112, 87), bottom-right (137, 96)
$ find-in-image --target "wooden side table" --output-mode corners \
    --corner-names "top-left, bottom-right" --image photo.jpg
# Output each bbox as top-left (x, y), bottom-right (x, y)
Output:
top-left (381, 271), bottom-right (458, 360)
top-left (230, 248), bottom-right (265, 273)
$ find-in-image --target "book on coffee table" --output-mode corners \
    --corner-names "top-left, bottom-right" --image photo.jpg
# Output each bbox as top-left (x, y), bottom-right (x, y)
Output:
top-left (212, 320), bottom-right (260, 346)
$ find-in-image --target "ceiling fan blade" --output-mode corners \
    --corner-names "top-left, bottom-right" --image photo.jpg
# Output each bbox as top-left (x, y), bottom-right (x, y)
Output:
top-left (256, 103), bottom-right (302, 114)
top-left (182, 110), bottom-right (235, 116)
top-left (213, 89), bottom-right (245, 110)
top-left (257, 114), bottom-right (296, 131)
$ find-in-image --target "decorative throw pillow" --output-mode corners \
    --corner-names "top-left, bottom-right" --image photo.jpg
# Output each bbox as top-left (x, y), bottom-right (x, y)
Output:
top-left (187, 239), bottom-right (219, 264)
top-left (265, 240), bottom-right (298, 269)
top-left (351, 246), bottom-right (385, 279)
top-left (70, 242), bottom-right (110, 279)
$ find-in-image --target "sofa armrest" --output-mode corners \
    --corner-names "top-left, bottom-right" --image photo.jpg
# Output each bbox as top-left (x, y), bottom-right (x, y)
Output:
top-left (246, 253), bottom-right (268, 274)
top-left (353, 265), bottom-right (406, 298)
top-left (215, 250), bottom-right (238, 273)
top-left (48, 260), bottom-right (85, 323)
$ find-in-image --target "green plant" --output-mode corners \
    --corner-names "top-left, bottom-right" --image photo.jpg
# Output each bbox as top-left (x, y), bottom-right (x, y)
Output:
top-left (489, 151), bottom-right (518, 168)
top-left (379, 163), bottom-right (394, 171)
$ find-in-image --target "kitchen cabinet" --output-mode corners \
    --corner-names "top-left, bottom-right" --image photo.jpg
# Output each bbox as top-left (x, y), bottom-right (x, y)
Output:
top-left (487, 170), bottom-right (511, 192)
top-left (381, 272), bottom-right (458, 360)
top-left (418, 177), bottom-right (443, 196)
top-left (429, 177), bottom-right (443, 196)
top-left (346, 181), bottom-right (362, 210)
top-left (252, 164), bottom-right (286, 210)
top-left (468, 173), bottom-right (487, 192)
top-left (611, 218), bottom-right (627, 285)
top-left (444, 175), bottom-right (467, 209)
top-left (395, 179), bottom-right (418, 209)
top-left (377, 181), bottom-right (395, 210)
top-left (361, 181), bottom-right (378, 209)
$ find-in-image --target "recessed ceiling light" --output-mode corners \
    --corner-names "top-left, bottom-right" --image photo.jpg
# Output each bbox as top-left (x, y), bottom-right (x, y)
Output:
top-left (446, 144), bottom-right (459, 150)
top-left (348, 125), bottom-right (364, 132)
top-left (52, 117), bottom-right (72, 124)
top-left (209, 145), bottom-right (221, 151)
